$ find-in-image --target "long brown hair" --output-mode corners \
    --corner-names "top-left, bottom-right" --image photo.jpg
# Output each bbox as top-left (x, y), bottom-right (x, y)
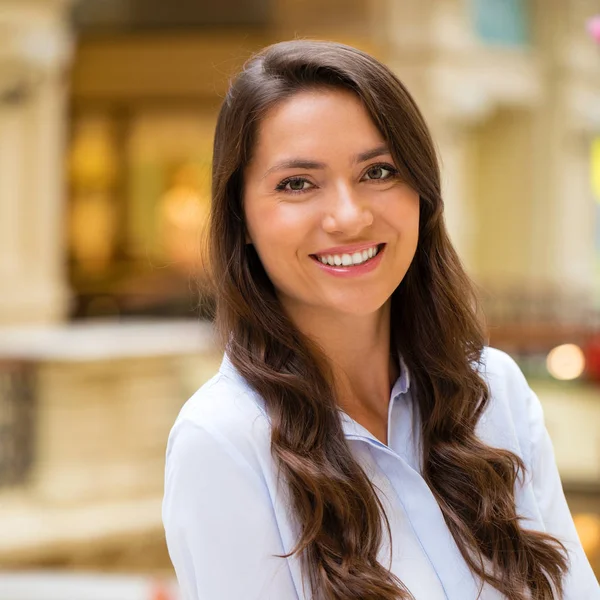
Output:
top-left (207, 40), bottom-right (568, 600)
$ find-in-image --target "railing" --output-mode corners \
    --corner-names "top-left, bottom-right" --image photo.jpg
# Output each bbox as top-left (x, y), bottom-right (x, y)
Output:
top-left (0, 359), bottom-right (35, 488)
top-left (480, 286), bottom-right (600, 353)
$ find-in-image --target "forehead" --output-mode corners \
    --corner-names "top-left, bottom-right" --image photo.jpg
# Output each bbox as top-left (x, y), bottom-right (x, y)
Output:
top-left (251, 88), bottom-right (385, 163)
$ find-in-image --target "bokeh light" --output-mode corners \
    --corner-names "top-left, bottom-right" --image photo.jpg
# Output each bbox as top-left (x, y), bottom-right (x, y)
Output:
top-left (546, 344), bottom-right (586, 381)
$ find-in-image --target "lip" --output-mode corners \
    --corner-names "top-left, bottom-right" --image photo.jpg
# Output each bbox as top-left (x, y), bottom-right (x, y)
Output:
top-left (312, 241), bottom-right (382, 257)
top-left (311, 244), bottom-right (386, 278)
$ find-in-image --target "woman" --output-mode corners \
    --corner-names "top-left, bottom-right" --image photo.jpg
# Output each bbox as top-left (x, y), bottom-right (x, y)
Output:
top-left (162, 40), bottom-right (599, 599)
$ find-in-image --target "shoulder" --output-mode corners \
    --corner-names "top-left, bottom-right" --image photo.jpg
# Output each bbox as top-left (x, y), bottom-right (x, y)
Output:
top-left (166, 366), bottom-right (273, 478)
top-left (474, 346), bottom-right (537, 464)
top-left (477, 346), bottom-right (532, 409)
top-left (478, 346), bottom-right (529, 395)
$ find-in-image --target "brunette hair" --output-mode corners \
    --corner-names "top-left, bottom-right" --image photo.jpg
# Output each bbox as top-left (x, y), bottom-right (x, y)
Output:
top-left (207, 40), bottom-right (568, 600)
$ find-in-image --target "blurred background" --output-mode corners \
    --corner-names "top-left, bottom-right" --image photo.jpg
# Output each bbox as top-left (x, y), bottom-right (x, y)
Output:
top-left (0, 0), bottom-right (599, 597)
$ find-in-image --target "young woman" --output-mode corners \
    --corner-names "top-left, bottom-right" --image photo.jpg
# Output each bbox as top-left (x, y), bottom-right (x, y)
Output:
top-left (162, 40), bottom-right (599, 600)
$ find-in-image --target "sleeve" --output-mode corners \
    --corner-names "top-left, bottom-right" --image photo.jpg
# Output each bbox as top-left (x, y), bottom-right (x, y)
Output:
top-left (162, 418), bottom-right (299, 600)
top-left (526, 388), bottom-right (600, 597)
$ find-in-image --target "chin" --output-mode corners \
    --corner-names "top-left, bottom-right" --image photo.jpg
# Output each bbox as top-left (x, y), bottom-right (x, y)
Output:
top-left (322, 292), bottom-right (392, 317)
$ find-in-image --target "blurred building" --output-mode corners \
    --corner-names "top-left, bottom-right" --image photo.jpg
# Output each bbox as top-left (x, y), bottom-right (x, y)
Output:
top-left (1, 0), bottom-right (600, 327)
top-left (0, 0), bottom-right (599, 584)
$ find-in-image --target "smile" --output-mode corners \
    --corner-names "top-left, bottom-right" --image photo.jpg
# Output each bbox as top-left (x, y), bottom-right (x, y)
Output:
top-left (311, 243), bottom-right (384, 267)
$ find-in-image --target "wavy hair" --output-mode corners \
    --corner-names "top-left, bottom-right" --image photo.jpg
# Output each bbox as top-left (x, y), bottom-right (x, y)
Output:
top-left (207, 40), bottom-right (568, 600)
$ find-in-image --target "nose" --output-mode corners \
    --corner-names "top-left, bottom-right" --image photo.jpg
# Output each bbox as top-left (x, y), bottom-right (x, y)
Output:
top-left (321, 183), bottom-right (374, 236)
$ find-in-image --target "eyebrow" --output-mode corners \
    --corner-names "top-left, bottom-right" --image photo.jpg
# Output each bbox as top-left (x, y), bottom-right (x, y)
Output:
top-left (355, 144), bottom-right (391, 164)
top-left (262, 144), bottom-right (391, 179)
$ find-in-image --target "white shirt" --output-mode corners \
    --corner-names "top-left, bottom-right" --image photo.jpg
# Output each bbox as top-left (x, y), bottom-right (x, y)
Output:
top-left (162, 347), bottom-right (599, 599)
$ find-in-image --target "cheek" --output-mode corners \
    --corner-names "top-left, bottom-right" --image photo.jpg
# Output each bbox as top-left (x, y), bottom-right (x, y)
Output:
top-left (378, 191), bottom-right (420, 239)
top-left (247, 200), bottom-right (307, 242)
top-left (406, 202), bottom-right (420, 239)
top-left (245, 200), bottom-right (316, 267)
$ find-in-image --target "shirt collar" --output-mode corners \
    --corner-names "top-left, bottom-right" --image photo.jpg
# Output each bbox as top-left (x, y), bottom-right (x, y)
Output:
top-left (394, 353), bottom-right (411, 396)
top-left (340, 353), bottom-right (411, 443)
top-left (219, 351), bottom-right (242, 382)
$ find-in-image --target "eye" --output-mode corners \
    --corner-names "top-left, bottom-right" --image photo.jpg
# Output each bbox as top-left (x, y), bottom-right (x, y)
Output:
top-left (275, 177), bottom-right (315, 194)
top-left (363, 164), bottom-right (398, 181)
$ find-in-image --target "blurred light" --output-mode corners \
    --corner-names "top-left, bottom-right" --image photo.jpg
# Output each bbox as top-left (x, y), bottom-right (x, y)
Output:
top-left (70, 192), bottom-right (117, 271)
top-left (587, 15), bottom-right (600, 44)
top-left (69, 119), bottom-right (118, 189)
top-left (572, 513), bottom-right (600, 556)
top-left (162, 189), bottom-right (205, 229)
top-left (546, 344), bottom-right (586, 380)
top-left (158, 163), bottom-right (209, 271)
top-left (151, 580), bottom-right (177, 600)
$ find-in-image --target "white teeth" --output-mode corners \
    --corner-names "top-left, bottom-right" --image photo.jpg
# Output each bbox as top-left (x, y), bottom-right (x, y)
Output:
top-left (315, 245), bottom-right (380, 267)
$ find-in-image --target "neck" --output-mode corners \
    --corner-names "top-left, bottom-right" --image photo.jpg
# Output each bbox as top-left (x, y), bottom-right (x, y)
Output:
top-left (282, 298), bottom-right (399, 423)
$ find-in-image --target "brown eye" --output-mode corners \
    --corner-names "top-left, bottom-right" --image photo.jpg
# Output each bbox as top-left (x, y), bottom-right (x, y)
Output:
top-left (288, 178), bottom-right (307, 191)
top-left (275, 177), bottom-right (314, 194)
top-left (365, 164), bottom-right (397, 181)
top-left (367, 166), bottom-right (385, 179)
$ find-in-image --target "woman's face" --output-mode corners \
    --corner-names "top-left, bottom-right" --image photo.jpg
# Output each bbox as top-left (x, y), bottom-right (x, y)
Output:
top-left (243, 88), bottom-right (420, 319)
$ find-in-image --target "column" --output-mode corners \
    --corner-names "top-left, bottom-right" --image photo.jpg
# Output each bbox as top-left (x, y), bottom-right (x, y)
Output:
top-left (0, 0), bottom-right (74, 325)
top-left (548, 0), bottom-right (600, 307)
